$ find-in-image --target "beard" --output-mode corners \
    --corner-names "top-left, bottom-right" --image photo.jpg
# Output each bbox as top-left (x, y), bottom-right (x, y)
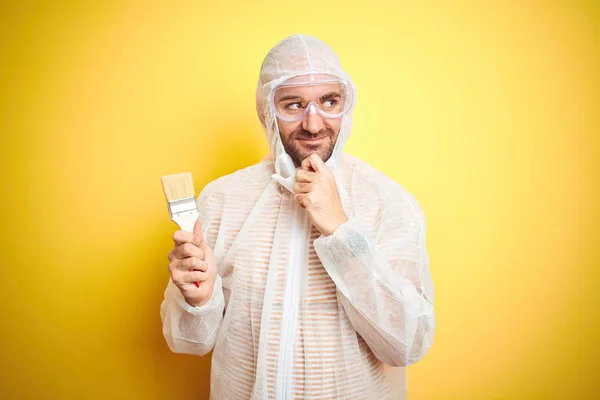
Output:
top-left (280, 126), bottom-right (338, 167)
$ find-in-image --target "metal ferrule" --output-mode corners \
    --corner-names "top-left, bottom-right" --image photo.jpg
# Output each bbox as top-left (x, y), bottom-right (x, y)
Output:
top-left (167, 196), bottom-right (197, 217)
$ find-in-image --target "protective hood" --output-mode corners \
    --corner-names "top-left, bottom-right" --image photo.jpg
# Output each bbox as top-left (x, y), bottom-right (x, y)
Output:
top-left (255, 34), bottom-right (356, 193)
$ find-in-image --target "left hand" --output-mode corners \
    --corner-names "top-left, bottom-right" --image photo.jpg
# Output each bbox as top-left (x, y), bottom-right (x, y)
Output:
top-left (294, 153), bottom-right (348, 236)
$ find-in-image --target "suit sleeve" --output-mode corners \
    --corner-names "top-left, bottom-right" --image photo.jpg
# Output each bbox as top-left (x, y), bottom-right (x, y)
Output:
top-left (313, 189), bottom-right (435, 366)
top-left (160, 181), bottom-right (225, 356)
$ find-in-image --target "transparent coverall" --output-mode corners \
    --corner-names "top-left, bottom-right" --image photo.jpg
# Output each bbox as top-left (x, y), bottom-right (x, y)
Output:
top-left (160, 34), bottom-right (435, 399)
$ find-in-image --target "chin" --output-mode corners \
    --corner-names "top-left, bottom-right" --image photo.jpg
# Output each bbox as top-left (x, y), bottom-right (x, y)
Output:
top-left (289, 145), bottom-right (333, 165)
top-left (310, 150), bottom-right (332, 162)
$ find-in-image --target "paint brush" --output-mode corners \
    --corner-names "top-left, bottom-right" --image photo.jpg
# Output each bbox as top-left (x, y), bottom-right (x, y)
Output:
top-left (161, 172), bottom-right (200, 287)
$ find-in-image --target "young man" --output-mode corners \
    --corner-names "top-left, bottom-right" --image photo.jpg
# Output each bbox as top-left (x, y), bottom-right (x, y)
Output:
top-left (161, 34), bottom-right (435, 399)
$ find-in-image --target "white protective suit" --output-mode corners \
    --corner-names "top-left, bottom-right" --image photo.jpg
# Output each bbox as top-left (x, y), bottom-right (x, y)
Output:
top-left (160, 34), bottom-right (435, 399)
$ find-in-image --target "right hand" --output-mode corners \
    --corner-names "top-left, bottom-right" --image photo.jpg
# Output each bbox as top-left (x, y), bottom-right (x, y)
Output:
top-left (168, 220), bottom-right (217, 307)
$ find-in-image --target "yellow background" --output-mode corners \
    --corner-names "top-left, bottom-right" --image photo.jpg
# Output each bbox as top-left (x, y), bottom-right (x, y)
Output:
top-left (1, 1), bottom-right (598, 399)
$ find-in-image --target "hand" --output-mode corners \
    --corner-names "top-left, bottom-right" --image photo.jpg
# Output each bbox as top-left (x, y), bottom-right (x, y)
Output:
top-left (168, 220), bottom-right (217, 307)
top-left (294, 153), bottom-right (348, 236)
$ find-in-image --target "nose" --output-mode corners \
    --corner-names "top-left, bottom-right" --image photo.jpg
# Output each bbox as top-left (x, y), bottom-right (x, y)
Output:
top-left (302, 104), bottom-right (326, 134)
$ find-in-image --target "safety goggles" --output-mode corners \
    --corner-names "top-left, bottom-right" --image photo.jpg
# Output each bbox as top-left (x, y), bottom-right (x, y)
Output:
top-left (270, 75), bottom-right (354, 123)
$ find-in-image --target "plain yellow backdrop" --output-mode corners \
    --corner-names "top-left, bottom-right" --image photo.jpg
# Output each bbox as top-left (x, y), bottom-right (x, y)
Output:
top-left (1, 1), bottom-right (598, 399)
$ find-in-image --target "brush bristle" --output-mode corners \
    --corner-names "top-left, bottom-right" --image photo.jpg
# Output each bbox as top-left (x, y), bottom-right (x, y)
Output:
top-left (161, 172), bottom-right (195, 202)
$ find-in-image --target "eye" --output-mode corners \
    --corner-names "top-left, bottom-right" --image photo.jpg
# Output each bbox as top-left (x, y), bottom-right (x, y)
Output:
top-left (286, 102), bottom-right (306, 112)
top-left (322, 99), bottom-right (338, 108)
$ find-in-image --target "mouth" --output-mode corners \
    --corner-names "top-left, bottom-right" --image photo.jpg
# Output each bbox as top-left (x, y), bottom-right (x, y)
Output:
top-left (297, 136), bottom-right (327, 144)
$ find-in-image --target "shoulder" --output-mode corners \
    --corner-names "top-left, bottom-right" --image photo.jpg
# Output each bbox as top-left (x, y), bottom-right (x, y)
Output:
top-left (198, 162), bottom-right (271, 199)
top-left (197, 161), bottom-right (272, 206)
top-left (339, 153), bottom-right (425, 222)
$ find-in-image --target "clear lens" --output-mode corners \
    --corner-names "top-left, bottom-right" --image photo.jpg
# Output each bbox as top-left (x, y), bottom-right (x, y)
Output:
top-left (272, 79), bottom-right (353, 122)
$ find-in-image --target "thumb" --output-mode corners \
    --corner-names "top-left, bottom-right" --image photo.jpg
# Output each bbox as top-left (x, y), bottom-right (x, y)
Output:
top-left (193, 219), bottom-right (205, 245)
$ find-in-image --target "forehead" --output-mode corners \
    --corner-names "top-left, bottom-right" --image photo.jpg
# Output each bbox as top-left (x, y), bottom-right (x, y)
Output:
top-left (274, 82), bottom-right (343, 102)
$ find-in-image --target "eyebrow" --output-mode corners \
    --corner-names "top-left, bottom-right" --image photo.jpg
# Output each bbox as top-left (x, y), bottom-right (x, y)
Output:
top-left (320, 91), bottom-right (342, 101)
top-left (277, 95), bottom-right (303, 102)
top-left (277, 91), bottom-right (342, 103)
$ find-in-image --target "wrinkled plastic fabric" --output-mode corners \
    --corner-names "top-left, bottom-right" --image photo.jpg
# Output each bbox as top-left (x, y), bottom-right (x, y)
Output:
top-left (160, 34), bottom-right (435, 399)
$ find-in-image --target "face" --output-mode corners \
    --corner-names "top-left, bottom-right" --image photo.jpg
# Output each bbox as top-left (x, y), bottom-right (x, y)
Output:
top-left (274, 82), bottom-right (343, 167)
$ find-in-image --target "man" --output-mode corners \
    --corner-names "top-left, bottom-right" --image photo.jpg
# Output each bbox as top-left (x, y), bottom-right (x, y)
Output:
top-left (160, 34), bottom-right (435, 399)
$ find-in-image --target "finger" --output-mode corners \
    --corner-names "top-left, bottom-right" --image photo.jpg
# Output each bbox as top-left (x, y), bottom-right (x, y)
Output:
top-left (293, 182), bottom-right (314, 193)
top-left (193, 219), bottom-right (205, 244)
top-left (295, 169), bottom-right (315, 183)
top-left (172, 242), bottom-right (205, 260)
top-left (182, 270), bottom-right (209, 284)
top-left (169, 257), bottom-right (207, 273)
top-left (180, 257), bottom-right (208, 272)
top-left (300, 155), bottom-right (316, 172)
top-left (294, 193), bottom-right (306, 208)
top-left (173, 229), bottom-right (201, 246)
top-left (309, 153), bottom-right (327, 172)
top-left (172, 269), bottom-right (208, 285)
top-left (301, 153), bottom-right (326, 173)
